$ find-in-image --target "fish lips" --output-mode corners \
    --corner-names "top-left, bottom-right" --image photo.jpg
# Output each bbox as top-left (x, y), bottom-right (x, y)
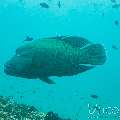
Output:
top-left (4, 62), bottom-right (17, 76)
top-left (4, 57), bottom-right (23, 76)
top-left (4, 62), bottom-right (26, 77)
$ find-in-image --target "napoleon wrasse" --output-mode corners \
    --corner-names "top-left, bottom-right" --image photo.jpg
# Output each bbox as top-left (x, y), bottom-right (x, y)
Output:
top-left (4, 36), bottom-right (106, 84)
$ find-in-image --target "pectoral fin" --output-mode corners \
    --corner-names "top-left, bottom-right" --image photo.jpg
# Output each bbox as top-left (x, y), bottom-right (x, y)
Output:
top-left (40, 77), bottom-right (55, 84)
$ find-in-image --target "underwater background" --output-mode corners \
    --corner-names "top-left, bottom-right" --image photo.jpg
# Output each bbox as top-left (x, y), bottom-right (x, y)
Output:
top-left (0, 0), bottom-right (120, 119)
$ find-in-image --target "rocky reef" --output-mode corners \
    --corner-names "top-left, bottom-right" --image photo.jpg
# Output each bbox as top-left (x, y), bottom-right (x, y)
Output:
top-left (0, 96), bottom-right (71, 120)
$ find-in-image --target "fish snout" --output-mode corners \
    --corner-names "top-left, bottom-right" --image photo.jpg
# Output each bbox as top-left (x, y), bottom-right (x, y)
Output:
top-left (4, 61), bottom-right (16, 75)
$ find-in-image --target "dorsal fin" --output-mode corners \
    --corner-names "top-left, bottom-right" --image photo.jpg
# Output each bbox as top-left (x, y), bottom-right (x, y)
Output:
top-left (59, 36), bottom-right (91, 48)
top-left (46, 36), bottom-right (91, 48)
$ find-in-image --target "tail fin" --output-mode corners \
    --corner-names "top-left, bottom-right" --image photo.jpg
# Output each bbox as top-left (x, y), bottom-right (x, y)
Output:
top-left (80, 44), bottom-right (106, 65)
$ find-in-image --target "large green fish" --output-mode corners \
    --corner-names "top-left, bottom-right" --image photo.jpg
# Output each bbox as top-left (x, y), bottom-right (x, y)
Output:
top-left (4, 36), bottom-right (106, 84)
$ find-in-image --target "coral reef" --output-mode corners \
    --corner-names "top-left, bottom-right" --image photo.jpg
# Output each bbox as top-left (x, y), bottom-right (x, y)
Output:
top-left (0, 96), bottom-right (71, 120)
top-left (44, 111), bottom-right (71, 120)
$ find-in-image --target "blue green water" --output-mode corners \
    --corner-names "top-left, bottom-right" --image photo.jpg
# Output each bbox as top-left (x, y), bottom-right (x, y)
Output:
top-left (0, 0), bottom-right (120, 119)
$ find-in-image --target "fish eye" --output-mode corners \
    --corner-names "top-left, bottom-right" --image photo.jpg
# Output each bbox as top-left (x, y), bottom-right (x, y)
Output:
top-left (16, 54), bottom-right (21, 57)
top-left (16, 52), bottom-right (31, 57)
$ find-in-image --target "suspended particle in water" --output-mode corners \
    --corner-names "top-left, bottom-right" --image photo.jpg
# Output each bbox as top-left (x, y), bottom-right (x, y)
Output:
top-left (101, 12), bottom-right (105, 18)
top-left (9, 85), bottom-right (14, 89)
top-left (114, 20), bottom-right (119, 26)
top-left (16, 91), bottom-right (21, 94)
top-left (32, 90), bottom-right (36, 94)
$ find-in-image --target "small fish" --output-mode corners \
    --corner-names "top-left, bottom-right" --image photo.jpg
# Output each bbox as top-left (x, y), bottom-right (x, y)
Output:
top-left (90, 94), bottom-right (98, 99)
top-left (19, 0), bottom-right (23, 2)
top-left (112, 3), bottom-right (120, 8)
top-left (40, 2), bottom-right (49, 8)
top-left (23, 36), bottom-right (34, 42)
top-left (111, 0), bottom-right (116, 3)
top-left (114, 20), bottom-right (119, 26)
top-left (112, 45), bottom-right (119, 50)
top-left (57, 1), bottom-right (61, 8)
top-left (19, 0), bottom-right (24, 4)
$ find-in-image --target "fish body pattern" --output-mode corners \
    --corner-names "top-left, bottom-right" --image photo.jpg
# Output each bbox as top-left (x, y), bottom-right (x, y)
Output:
top-left (4, 36), bottom-right (106, 84)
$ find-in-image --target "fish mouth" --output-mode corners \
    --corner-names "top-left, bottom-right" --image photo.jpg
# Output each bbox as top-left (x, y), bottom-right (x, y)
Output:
top-left (4, 63), bottom-right (16, 75)
top-left (4, 63), bottom-right (36, 78)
